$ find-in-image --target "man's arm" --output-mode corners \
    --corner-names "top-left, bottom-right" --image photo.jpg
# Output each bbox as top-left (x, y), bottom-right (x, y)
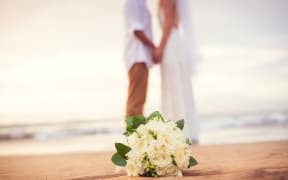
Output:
top-left (134, 30), bottom-right (158, 63)
top-left (126, 0), bottom-right (157, 63)
top-left (134, 30), bottom-right (155, 50)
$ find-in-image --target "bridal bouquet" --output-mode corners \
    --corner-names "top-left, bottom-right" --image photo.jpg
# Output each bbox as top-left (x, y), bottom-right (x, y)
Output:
top-left (111, 111), bottom-right (198, 177)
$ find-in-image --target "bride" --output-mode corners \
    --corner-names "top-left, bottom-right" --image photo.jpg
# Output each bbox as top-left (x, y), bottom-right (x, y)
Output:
top-left (155, 0), bottom-right (200, 143)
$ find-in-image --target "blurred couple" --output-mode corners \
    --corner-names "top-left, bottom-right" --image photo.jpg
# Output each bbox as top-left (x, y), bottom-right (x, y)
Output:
top-left (124, 0), bottom-right (200, 143)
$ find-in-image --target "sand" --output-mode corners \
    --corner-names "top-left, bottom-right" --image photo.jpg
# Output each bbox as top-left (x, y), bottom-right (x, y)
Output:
top-left (0, 141), bottom-right (288, 180)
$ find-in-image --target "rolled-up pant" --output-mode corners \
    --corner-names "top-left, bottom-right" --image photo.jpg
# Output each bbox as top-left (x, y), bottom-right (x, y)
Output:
top-left (126, 62), bottom-right (148, 117)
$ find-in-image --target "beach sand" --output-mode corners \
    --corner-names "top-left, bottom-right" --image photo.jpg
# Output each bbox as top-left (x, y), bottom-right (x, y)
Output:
top-left (0, 141), bottom-right (287, 180)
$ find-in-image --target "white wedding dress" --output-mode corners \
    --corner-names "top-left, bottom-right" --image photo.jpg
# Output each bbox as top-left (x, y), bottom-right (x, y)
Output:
top-left (159, 10), bottom-right (199, 143)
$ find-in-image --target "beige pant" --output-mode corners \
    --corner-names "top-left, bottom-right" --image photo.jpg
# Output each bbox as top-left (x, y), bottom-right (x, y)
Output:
top-left (126, 63), bottom-right (148, 117)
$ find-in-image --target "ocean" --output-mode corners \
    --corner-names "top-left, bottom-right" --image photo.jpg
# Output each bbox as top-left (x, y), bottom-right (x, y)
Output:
top-left (0, 111), bottom-right (287, 155)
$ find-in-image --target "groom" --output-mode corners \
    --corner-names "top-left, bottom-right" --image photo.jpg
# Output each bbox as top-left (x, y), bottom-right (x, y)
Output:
top-left (124, 0), bottom-right (157, 117)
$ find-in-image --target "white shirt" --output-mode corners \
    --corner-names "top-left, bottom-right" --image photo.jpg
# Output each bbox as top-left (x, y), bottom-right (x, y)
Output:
top-left (124, 0), bottom-right (153, 71)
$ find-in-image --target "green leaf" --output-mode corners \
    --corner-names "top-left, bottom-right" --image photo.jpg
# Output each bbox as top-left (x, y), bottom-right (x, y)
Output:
top-left (115, 143), bottom-right (131, 157)
top-left (148, 130), bottom-right (157, 140)
top-left (125, 117), bottom-right (134, 127)
top-left (188, 156), bottom-right (198, 168)
top-left (141, 152), bottom-right (149, 165)
top-left (176, 119), bottom-right (184, 130)
top-left (124, 116), bottom-right (146, 136)
top-left (111, 153), bottom-right (127, 167)
top-left (186, 138), bottom-right (192, 145)
top-left (123, 125), bottom-right (135, 136)
top-left (171, 155), bottom-right (177, 166)
top-left (146, 111), bottom-right (164, 121)
top-left (126, 116), bottom-right (146, 129)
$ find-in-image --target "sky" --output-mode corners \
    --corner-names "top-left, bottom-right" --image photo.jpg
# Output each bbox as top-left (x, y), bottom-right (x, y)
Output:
top-left (0, 0), bottom-right (288, 124)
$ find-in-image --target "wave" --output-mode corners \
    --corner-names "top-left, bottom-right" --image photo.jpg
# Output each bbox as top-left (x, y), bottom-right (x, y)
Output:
top-left (0, 111), bottom-right (287, 141)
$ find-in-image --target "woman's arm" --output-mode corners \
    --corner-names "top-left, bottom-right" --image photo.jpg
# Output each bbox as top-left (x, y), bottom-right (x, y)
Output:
top-left (156, 0), bottom-right (175, 62)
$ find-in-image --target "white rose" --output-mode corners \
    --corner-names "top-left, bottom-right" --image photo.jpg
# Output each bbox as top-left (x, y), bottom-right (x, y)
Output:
top-left (126, 160), bottom-right (139, 176)
top-left (124, 117), bottom-right (195, 177)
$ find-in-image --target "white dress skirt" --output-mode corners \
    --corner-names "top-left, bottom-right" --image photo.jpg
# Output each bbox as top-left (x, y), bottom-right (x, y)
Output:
top-left (160, 28), bottom-right (199, 142)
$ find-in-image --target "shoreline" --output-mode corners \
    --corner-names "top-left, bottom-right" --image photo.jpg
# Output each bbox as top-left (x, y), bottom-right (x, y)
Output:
top-left (1, 125), bottom-right (288, 156)
top-left (1, 141), bottom-right (288, 179)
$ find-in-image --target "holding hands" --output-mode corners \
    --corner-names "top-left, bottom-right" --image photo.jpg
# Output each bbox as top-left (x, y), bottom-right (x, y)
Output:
top-left (152, 46), bottom-right (164, 64)
top-left (133, 30), bottom-right (164, 65)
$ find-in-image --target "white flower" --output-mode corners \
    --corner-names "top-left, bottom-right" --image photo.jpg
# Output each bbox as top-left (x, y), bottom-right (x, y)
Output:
top-left (126, 160), bottom-right (138, 176)
top-left (125, 117), bottom-right (194, 177)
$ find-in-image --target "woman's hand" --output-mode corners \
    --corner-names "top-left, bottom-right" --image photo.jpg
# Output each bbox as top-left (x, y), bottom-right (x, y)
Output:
top-left (154, 47), bottom-right (164, 64)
